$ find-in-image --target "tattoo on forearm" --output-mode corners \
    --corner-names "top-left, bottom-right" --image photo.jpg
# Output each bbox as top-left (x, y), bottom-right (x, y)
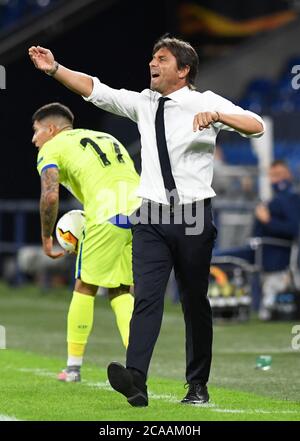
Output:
top-left (40, 168), bottom-right (59, 237)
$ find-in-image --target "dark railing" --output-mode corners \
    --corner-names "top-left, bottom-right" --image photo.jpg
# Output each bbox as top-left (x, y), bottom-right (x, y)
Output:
top-left (0, 199), bottom-right (79, 254)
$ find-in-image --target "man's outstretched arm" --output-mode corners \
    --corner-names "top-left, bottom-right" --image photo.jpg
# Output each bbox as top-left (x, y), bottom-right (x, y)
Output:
top-left (28, 46), bottom-right (93, 97)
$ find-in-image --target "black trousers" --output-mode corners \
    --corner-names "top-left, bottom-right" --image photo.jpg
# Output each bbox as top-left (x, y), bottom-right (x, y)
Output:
top-left (127, 199), bottom-right (217, 384)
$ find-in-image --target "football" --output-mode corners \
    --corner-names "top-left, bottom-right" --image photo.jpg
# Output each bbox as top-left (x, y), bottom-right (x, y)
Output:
top-left (55, 210), bottom-right (86, 253)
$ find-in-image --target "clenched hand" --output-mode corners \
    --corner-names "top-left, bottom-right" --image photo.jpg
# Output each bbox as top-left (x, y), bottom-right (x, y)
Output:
top-left (193, 111), bottom-right (220, 131)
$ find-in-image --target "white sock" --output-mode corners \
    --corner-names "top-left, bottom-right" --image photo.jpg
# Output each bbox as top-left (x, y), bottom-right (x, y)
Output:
top-left (67, 355), bottom-right (83, 368)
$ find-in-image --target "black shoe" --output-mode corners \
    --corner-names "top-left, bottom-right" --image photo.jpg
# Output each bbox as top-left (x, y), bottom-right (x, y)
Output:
top-left (107, 362), bottom-right (148, 407)
top-left (181, 383), bottom-right (209, 404)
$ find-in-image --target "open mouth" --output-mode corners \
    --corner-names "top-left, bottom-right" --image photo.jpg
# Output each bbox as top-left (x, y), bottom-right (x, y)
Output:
top-left (151, 73), bottom-right (160, 79)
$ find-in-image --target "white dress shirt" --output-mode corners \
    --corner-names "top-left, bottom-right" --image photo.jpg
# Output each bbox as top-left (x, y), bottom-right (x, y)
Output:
top-left (84, 79), bottom-right (265, 204)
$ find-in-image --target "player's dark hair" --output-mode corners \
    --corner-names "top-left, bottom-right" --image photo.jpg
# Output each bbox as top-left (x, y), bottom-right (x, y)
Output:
top-left (271, 159), bottom-right (289, 168)
top-left (152, 34), bottom-right (199, 90)
top-left (32, 102), bottom-right (74, 125)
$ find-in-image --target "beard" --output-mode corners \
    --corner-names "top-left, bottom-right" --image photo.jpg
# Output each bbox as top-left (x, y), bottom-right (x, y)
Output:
top-left (150, 79), bottom-right (162, 93)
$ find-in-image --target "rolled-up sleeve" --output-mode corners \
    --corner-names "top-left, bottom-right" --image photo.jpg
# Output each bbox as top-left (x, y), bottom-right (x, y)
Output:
top-left (83, 77), bottom-right (140, 122)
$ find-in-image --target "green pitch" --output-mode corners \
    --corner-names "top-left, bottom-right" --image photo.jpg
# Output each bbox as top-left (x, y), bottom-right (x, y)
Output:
top-left (0, 282), bottom-right (300, 421)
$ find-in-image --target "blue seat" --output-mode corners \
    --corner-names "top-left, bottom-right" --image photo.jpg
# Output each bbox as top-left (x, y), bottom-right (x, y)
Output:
top-left (246, 79), bottom-right (274, 95)
top-left (239, 78), bottom-right (275, 113)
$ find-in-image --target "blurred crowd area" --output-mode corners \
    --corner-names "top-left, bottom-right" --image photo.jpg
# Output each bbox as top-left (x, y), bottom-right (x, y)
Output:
top-left (0, 0), bottom-right (66, 37)
top-left (0, 0), bottom-right (61, 31)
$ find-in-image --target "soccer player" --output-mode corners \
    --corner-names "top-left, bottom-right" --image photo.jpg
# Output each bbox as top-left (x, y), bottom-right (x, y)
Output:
top-left (32, 102), bottom-right (140, 382)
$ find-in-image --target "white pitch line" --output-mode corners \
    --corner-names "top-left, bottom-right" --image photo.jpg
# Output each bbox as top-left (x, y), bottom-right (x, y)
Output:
top-left (212, 408), bottom-right (300, 414)
top-left (216, 348), bottom-right (294, 354)
top-left (16, 368), bottom-right (300, 415)
top-left (0, 414), bottom-right (21, 421)
top-left (19, 368), bottom-right (54, 378)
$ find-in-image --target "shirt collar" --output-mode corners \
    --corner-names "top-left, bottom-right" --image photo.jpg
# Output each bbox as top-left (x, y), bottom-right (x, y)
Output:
top-left (164, 86), bottom-right (192, 102)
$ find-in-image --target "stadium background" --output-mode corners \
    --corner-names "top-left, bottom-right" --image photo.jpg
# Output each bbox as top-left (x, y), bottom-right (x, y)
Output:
top-left (1, 0), bottom-right (300, 422)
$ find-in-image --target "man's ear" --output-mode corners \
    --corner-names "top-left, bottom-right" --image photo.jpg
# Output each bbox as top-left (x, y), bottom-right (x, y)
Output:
top-left (178, 65), bottom-right (190, 80)
top-left (48, 123), bottom-right (58, 136)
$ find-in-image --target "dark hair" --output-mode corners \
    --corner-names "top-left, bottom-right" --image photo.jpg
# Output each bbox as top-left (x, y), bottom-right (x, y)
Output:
top-left (271, 159), bottom-right (289, 168)
top-left (152, 34), bottom-right (199, 89)
top-left (32, 102), bottom-right (74, 125)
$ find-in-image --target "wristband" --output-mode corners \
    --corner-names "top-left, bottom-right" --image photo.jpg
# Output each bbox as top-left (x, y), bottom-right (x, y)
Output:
top-left (46, 61), bottom-right (59, 76)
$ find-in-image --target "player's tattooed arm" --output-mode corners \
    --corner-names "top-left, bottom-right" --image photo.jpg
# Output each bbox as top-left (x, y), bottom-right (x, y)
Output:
top-left (40, 167), bottom-right (59, 238)
top-left (40, 167), bottom-right (64, 259)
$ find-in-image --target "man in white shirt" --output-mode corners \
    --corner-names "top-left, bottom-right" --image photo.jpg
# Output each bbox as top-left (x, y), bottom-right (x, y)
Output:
top-left (29, 35), bottom-right (265, 407)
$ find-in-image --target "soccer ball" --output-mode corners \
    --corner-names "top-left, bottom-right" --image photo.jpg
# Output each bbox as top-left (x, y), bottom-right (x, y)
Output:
top-left (55, 210), bottom-right (85, 253)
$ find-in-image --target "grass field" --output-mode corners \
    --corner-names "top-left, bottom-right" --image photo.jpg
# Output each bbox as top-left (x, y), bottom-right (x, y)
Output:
top-left (1, 282), bottom-right (300, 421)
